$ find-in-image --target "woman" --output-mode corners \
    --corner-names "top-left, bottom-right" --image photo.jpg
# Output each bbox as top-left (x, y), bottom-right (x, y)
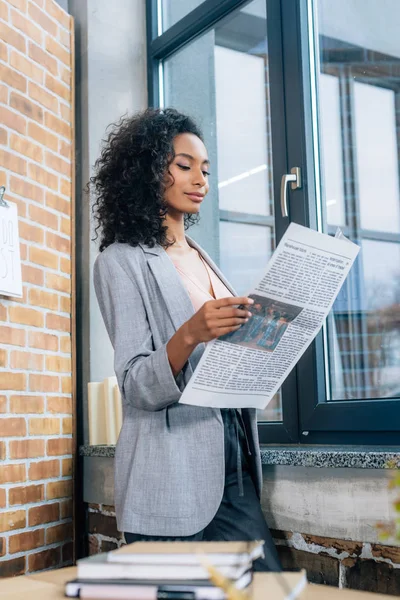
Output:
top-left (92, 108), bottom-right (281, 572)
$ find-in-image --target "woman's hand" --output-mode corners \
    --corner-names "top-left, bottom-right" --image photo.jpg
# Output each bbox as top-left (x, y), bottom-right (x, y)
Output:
top-left (167, 297), bottom-right (254, 377)
top-left (183, 296), bottom-right (254, 346)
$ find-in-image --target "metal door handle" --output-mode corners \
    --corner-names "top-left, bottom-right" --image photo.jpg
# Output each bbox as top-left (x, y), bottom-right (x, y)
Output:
top-left (280, 167), bottom-right (302, 217)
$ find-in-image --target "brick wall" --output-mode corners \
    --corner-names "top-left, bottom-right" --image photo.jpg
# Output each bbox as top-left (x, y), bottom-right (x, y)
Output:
top-left (0, 0), bottom-right (74, 577)
top-left (87, 504), bottom-right (400, 595)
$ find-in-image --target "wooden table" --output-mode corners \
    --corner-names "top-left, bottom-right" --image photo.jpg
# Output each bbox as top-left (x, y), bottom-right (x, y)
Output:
top-left (1, 566), bottom-right (391, 599)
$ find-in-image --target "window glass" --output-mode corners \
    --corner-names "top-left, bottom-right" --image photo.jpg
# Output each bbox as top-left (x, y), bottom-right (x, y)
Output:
top-left (164, 0), bottom-right (282, 420)
top-left (162, 0), bottom-right (206, 31)
top-left (313, 0), bottom-right (400, 401)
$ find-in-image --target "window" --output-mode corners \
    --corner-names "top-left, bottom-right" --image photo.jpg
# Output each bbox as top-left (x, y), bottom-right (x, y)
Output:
top-left (147, 0), bottom-right (400, 444)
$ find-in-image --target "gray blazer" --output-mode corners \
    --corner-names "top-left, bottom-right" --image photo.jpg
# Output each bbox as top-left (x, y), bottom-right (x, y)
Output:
top-left (93, 237), bottom-right (263, 536)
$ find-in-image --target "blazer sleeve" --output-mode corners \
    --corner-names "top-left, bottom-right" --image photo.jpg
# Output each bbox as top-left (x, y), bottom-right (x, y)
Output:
top-left (93, 251), bottom-right (183, 411)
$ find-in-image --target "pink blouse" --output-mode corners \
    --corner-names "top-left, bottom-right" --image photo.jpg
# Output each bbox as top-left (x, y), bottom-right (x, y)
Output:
top-left (168, 250), bottom-right (232, 312)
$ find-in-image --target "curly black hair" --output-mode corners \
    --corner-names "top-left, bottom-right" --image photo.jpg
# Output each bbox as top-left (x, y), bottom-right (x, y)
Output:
top-left (90, 108), bottom-right (204, 251)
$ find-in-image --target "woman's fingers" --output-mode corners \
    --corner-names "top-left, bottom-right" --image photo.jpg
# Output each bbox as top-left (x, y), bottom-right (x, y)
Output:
top-left (212, 296), bottom-right (254, 309)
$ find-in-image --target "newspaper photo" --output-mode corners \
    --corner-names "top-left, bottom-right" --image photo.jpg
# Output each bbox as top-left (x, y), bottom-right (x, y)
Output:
top-left (179, 223), bottom-right (360, 409)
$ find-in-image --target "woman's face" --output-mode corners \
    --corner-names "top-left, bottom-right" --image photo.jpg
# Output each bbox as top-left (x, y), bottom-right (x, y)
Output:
top-left (164, 133), bottom-right (210, 215)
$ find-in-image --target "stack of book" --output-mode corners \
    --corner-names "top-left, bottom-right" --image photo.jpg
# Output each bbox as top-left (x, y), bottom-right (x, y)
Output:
top-left (65, 541), bottom-right (264, 599)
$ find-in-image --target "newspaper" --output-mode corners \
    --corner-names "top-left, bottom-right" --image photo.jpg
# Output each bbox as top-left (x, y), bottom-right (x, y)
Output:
top-left (179, 223), bottom-right (360, 409)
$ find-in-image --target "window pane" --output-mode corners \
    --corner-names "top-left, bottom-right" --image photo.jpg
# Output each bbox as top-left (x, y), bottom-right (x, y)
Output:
top-left (215, 46), bottom-right (272, 215)
top-left (164, 1), bottom-right (280, 420)
top-left (219, 222), bottom-right (271, 295)
top-left (313, 0), bottom-right (400, 401)
top-left (319, 73), bottom-right (345, 227)
top-left (354, 82), bottom-right (400, 234)
top-left (162, 0), bottom-right (206, 31)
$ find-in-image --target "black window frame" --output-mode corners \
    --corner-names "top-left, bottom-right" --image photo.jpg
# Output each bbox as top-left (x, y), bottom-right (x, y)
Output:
top-left (147, 0), bottom-right (400, 445)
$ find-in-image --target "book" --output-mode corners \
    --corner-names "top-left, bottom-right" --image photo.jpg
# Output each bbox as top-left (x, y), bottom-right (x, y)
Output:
top-left (108, 541), bottom-right (264, 566)
top-left (77, 552), bottom-right (253, 581)
top-left (65, 571), bottom-right (252, 599)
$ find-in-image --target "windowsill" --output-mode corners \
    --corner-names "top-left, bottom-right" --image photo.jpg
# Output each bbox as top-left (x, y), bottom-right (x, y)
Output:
top-left (79, 444), bottom-right (400, 468)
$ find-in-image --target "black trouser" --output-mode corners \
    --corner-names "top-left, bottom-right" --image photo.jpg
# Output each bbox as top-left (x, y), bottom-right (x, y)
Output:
top-left (125, 409), bottom-right (281, 572)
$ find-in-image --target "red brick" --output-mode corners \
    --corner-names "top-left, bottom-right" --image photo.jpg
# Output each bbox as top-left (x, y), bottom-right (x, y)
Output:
top-left (29, 330), bottom-right (58, 351)
top-left (0, 126), bottom-right (7, 145)
top-left (45, 72), bottom-right (69, 102)
top-left (47, 479), bottom-right (72, 499)
top-left (10, 175), bottom-right (44, 203)
top-left (28, 121), bottom-right (58, 151)
top-left (28, 164), bottom-right (58, 192)
top-left (29, 459), bottom-right (59, 481)
top-left (0, 556), bottom-right (26, 578)
top-left (62, 456), bottom-right (73, 475)
top-left (46, 0), bottom-right (70, 29)
top-left (46, 273), bottom-right (71, 294)
top-left (9, 484), bottom-right (44, 506)
top-left (0, 417), bottom-right (26, 437)
top-left (29, 204), bottom-right (58, 230)
top-left (0, 106), bottom-right (26, 134)
top-left (9, 527), bottom-right (44, 553)
top-left (46, 355), bottom-right (71, 373)
top-left (9, 439), bottom-right (45, 459)
top-left (11, 8), bottom-right (43, 45)
top-left (0, 304), bottom-right (7, 321)
top-left (0, 463), bottom-right (26, 485)
top-left (29, 246), bottom-right (58, 270)
top-left (46, 34), bottom-right (70, 66)
top-left (29, 41), bottom-right (58, 76)
top-left (0, 326), bottom-right (25, 347)
top-left (58, 140), bottom-right (71, 161)
top-left (0, 63), bottom-right (27, 93)
top-left (10, 350), bottom-right (43, 371)
top-left (0, 149), bottom-right (26, 176)
top-left (29, 374), bottom-right (59, 393)
top-left (0, 396), bottom-right (7, 413)
top-left (47, 521), bottom-right (72, 544)
top-left (29, 81), bottom-right (58, 113)
top-left (21, 264), bottom-right (44, 286)
top-left (45, 111), bottom-right (70, 138)
top-left (0, 488), bottom-right (6, 508)
top-left (47, 395), bottom-right (71, 413)
top-left (60, 101), bottom-right (70, 122)
top-left (10, 133), bottom-right (43, 163)
top-left (61, 376), bottom-right (71, 394)
top-left (47, 314), bottom-right (70, 334)
top-left (19, 219), bottom-right (45, 243)
top-left (8, 0), bottom-right (27, 10)
top-left (10, 91), bottom-right (43, 123)
top-left (9, 306), bottom-right (44, 328)
top-left (29, 417), bottom-right (60, 435)
top-left (47, 232), bottom-right (70, 255)
top-left (28, 3), bottom-right (57, 36)
top-left (0, 372), bottom-right (26, 391)
top-left (29, 288), bottom-right (58, 310)
top-left (45, 150), bottom-right (70, 176)
top-left (0, 21), bottom-right (25, 52)
top-left (28, 546), bottom-right (61, 572)
top-left (29, 502), bottom-right (59, 526)
top-left (10, 395), bottom-right (44, 413)
top-left (60, 335), bottom-right (71, 354)
top-left (62, 540), bottom-right (73, 564)
top-left (0, 348), bottom-right (7, 367)
top-left (59, 295), bottom-right (71, 312)
top-left (0, 441), bottom-right (5, 460)
top-left (60, 499), bottom-right (73, 520)
top-left (10, 50), bottom-right (44, 84)
top-left (60, 216), bottom-right (70, 235)
top-left (45, 190), bottom-right (69, 214)
top-left (0, 39), bottom-right (6, 61)
top-left (47, 437), bottom-right (72, 455)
